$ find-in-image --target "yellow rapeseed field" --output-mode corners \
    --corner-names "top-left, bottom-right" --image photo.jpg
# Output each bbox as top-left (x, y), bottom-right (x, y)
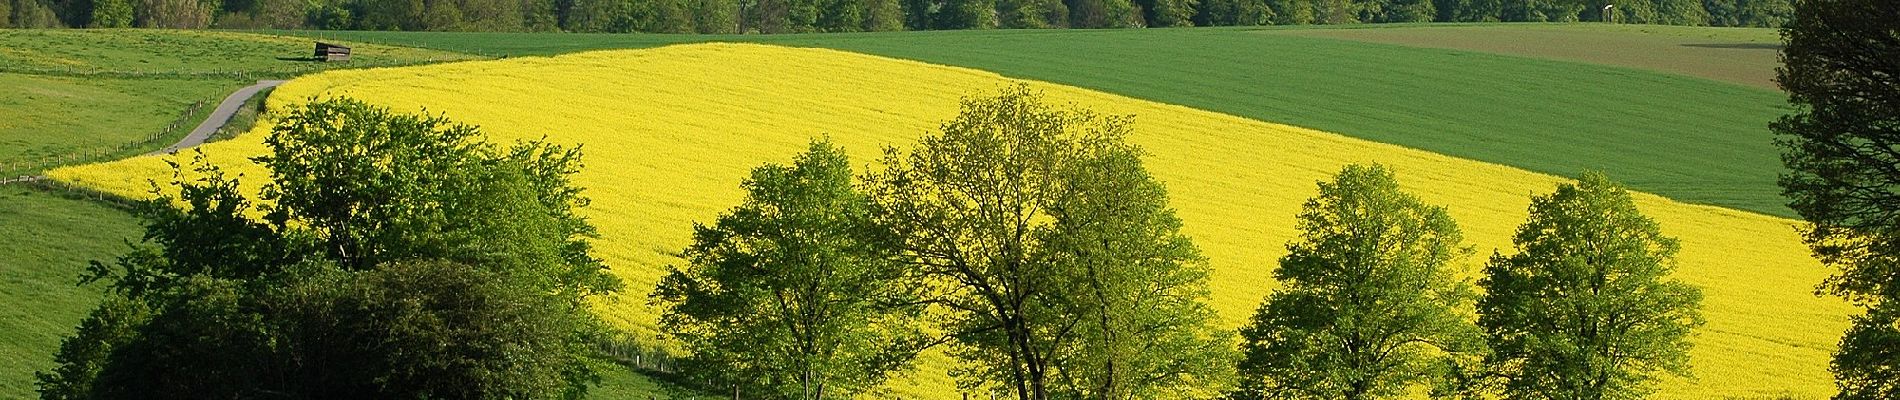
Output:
top-left (49, 43), bottom-right (1850, 399)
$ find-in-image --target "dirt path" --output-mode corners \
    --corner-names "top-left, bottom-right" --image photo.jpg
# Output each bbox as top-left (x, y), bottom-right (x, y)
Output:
top-left (151, 79), bottom-right (286, 155)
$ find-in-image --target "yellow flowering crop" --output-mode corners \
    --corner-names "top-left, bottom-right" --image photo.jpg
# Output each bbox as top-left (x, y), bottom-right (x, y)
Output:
top-left (49, 43), bottom-right (1848, 399)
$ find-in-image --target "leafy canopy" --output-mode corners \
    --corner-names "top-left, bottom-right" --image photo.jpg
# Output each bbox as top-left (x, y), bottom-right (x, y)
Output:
top-left (1237, 164), bottom-right (1482, 400)
top-left (37, 97), bottom-right (618, 400)
top-left (654, 139), bottom-right (927, 400)
top-left (1477, 172), bottom-right (1704, 400)
top-left (866, 85), bottom-right (1235, 399)
top-left (1772, 1), bottom-right (1900, 399)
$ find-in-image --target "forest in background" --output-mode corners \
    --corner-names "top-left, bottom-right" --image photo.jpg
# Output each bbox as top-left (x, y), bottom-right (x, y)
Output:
top-left (1, 0), bottom-right (1793, 34)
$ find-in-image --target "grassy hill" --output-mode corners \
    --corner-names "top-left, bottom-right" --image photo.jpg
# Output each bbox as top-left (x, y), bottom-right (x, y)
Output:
top-left (0, 188), bottom-right (141, 398)
top-left (50, 43), bottom-right (1845, 400)
top-left (284, 24), bottom-right (1795, 218)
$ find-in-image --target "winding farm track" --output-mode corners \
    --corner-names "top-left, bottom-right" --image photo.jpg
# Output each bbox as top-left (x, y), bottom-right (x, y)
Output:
top-left (150, 79), bottom-right (286, 155)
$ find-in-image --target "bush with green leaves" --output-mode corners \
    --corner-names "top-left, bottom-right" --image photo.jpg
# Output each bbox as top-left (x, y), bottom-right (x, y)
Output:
top-left (36, 97), bottom-right (619, 400)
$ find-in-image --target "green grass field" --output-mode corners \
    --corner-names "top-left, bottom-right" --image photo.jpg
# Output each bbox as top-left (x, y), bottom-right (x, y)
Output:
top-left (0, 187), bottom-right (140, 397)
top-left (281, 26), bottom-right (1795, 218)
top-left (0, 73), bottom-right (240, 174)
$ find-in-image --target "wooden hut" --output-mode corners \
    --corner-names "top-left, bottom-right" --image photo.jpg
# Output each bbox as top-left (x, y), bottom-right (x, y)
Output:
top-left (314, 42), bottom-right (351, 62)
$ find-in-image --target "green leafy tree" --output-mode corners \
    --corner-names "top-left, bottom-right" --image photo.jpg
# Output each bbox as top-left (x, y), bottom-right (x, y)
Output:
top-left (1773, 1), bottom-right (1900, 399)
top-left (860, 0), bottom-right (902, 30)
top-left (1374, 0), bottom-right (1432, 22)
top-left (1196, 0), bottom-right (1270, 25)
top-left (1309, 0), bottom-right (1355, 23)
top-left (1651, 0), bottom-right (1706, 25)
top-left (270, 259), bottom-right (596, 399)
top-left (654, 140), bottom-right (926, 400)
top-left (1265, 0), bottom-right (1314, 24)
top-left (1702, 0), bottom-right (1736, 25)
top-left (1236, 164), bottom-right (1482, 400)
top-left (1069, 0), bottom-right (1139, 27)
top-left (90, 0), bottom-right (131, 26)
top-left (1438, 0), bottom-right (1502, 21)
top-left (936, 0), bottom-right (995, 28)
top-left (1734, 0), bottom-right (1789, 27)
top-left (868, 85), bottom-right (1235, 400)
top-left (999, 0), bottom-right (1064, 27)
top-left (1477, 173), bottom-right (1705, 400)
top-left (134, 0), bottom-right (213, 27)
top-left (1135, 0), bottom-right (1195, 25)
top-left (690, 0), bottom-right (737, 32)
top-left (36, 97), bottom-right (619, 399)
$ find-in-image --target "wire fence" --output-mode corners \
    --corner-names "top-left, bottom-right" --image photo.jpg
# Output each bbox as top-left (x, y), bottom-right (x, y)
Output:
top-left (597, 336), bottom-right (684, 375)
top-left (0, 176), bottom-right (146, 209)
top-left (0, 98), bottom-right (211, 177)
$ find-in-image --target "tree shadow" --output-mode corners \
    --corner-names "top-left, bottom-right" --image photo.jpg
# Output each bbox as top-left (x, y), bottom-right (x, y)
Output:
top-left (1682, 43), bottom-right (1783, 50)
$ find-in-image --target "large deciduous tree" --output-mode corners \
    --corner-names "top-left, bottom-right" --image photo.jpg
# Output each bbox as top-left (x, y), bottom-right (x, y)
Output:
top-left (36, 97), bottom-right (618, 400)
top-left (1236, 164), bottom-right (1483, 400)
top-left (654, 140), bottom-right (927, 400)
top-left (867, 85), bottom-right (1235, 400)
top-left (1477, 173), bottom-right (1704, 400)
top-left (1773, 1), bottom-right (1900, 399)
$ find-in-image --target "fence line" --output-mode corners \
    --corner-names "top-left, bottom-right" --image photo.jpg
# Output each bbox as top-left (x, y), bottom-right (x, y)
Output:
top-left (0, 177), bottom-right (145, 209)
top-left (0, 98), bottom-right (211, 177)
top-left (596, 336), bottom-right (683, 375)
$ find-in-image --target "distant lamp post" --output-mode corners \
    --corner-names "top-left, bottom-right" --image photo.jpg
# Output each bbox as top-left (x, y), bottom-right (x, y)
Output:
top-left (1603, 4), bottom-right (1616, 23)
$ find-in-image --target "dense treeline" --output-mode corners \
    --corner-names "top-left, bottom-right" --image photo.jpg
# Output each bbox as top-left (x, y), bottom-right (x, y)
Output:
top-left (2, 0), bottom-right (1792, 31)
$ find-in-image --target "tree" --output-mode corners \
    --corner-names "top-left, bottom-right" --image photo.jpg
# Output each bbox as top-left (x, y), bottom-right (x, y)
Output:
top-left (1196, 0), bottom-right (1270, 25)
top-left (37, 97), bottom-right (619, 399)
top-left (688, 0), bottom-right (737, 32)
top-left (935, 0), bottom-right (995, 28)
top-left (1236, 164), bottom-right (1482, 400)
top-left (90, 0), bottom-right (131, 26)
top-left (1374, 0), bottom-right (1432, 22)
top-left (1136, 0), bottom-right (1196, 26)
top-left (867, 85), bottom-right (1235, 400)
top-left (1069, 0), bottom-right (1138, 27)
top-left (1702, 0), bottom-right (1737, 25)
top-left (654, 140), bottom-right (927, 400)
top-left (860, 0), bottom-right (902, 30)
top-left (270, 260), bottom-right (595, 399)
top-left (134, 0), bottom-right (211, 27)
top-left (1652, 0), bottom-right (1707, 25)
top-left (1477, 173), bottom-right (1704, 400)
top-left (1265, 0), bottom-right (1314, 24)
top-left (1773, 1), bottom-right (1900, 399)
top-left (1734, 0), bottom-right (1789, 27)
